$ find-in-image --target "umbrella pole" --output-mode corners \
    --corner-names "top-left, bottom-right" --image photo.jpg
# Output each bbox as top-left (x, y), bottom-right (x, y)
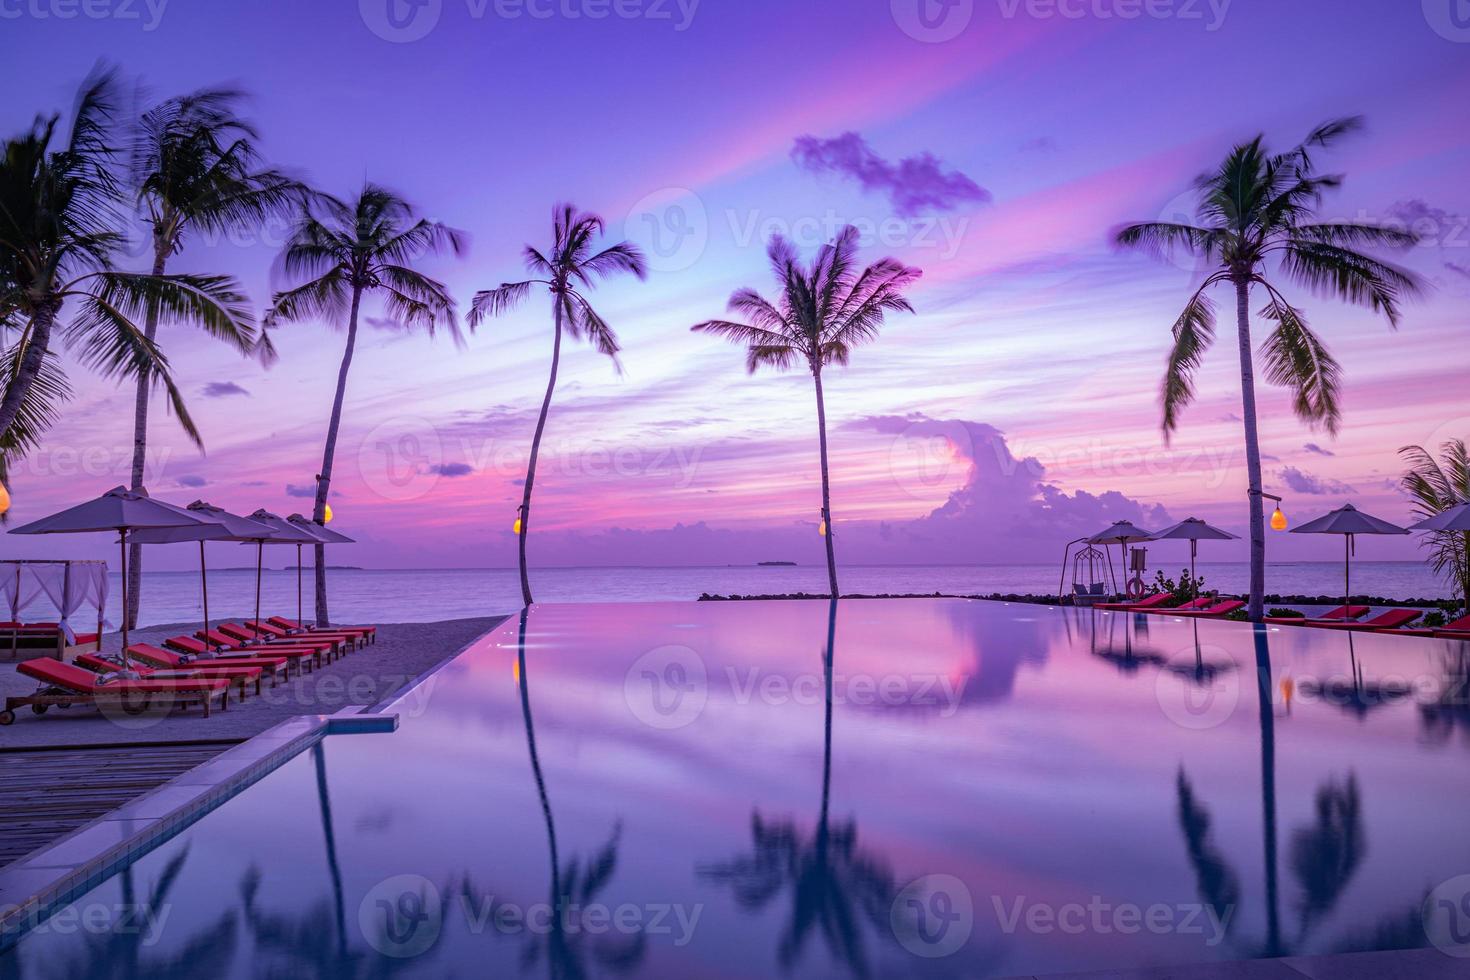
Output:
top-left (200, 540), bottom-right (210, 643)
top-left (297, 544), bottom-right (303, 626)
top-left (118, 529), bottom-right (132, 673)
top-left (254, 541), bottom-right (264, 640)
top-left (1344, 534), bottom-right (1352, 609)
top-left (1191, 540), bottom-right (1198, 582)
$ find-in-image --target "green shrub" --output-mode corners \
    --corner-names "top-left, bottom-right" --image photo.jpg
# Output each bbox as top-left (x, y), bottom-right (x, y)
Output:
top-left (1224, 609), bottom-right (1250, 622)
top-left (1152, 569), bottom-right (1209, 606)
top-left (1268, 608), bottom-right (1305, 619)
top-left (1423, 611), bottom-right (1447, 629)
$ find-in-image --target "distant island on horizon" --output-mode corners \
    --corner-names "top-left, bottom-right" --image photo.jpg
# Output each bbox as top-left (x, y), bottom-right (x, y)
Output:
top-left (757, 561), bottom-right (797, 566)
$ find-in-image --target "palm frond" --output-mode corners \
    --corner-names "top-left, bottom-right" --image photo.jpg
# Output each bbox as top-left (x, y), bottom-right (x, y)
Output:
top-left (1257, 288), bottom-right (1342, 433)
top-left (468, 280), bottom-right (537, 326)
top-left (1161, 287), bottom-right (1218, 438)
top-left (1278, 240), bottom-right (1424, 326)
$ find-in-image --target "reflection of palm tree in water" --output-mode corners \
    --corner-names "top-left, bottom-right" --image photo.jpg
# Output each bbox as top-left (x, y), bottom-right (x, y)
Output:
top-left (698, 599), bottom-right (897, 977)
top-left (28, 847), bottom-right (238, 980)
top-left (1418, 646), bottom-right (1470, 745)
top-left (1176, 628), bottom-right (1368, 958)
top-left (513, 607), bottom-right (645, 978)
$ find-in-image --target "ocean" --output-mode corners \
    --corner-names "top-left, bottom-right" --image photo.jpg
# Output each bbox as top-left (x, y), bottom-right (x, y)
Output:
top-left (19, 561), bottom-right (1457, 630)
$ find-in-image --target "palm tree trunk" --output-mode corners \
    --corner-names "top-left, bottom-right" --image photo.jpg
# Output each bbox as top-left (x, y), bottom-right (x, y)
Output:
top-left (812, 365), bottom-right (840, 599)
top-left (312, 286), bottom-right (362, 626)
top-left (0, 303), bottom-right (59, 446)
top-left (1233, 275), bottom-right (1267, 622)
top-left (517, 297), bottom-right (564, 607)
top-left (125, 244), bottom-right (169, 630)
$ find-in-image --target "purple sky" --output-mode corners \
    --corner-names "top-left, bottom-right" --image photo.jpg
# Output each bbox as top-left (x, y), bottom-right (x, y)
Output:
top-left (3, 0), bottom-right (1469, 571)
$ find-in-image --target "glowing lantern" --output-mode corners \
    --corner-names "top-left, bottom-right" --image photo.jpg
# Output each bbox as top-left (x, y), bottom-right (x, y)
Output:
top-left (1270, 506), bottom-right (1288, 531)
top-left (818, 520), bottom-right (827, 536)
top-left (323, 503), bottom-right (334, 524)
top-left (513, 517), bottom-right (523, 535)
top-left (0, 483), bottom-right (9, 516)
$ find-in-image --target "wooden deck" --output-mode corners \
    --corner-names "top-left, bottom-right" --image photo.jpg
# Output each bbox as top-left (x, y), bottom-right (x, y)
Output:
top-left (0, 742), bottom-right (233, 868)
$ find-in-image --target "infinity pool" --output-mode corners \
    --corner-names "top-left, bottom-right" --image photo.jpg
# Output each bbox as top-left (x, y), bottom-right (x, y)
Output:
top-left (5, 599), bottom-right (1469, 977)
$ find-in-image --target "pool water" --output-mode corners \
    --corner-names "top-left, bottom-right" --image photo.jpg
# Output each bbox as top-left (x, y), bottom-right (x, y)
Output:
top-left (5, 599), bottom-right (1469, 977)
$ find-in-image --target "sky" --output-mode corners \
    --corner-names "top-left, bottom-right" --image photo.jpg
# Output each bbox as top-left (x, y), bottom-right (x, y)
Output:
top-left (2, 0), bottom-right (1468, 571)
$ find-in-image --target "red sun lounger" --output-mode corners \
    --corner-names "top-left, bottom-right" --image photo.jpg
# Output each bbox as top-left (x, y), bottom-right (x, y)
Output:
top-left (1096, 593), bottom-right (1173, 612)
top-left (163, 636), bottom-right (317, 677)
top-left (245, 620), bottom-right (365, 650)
top-left (195, 628), bottom-right (336, 665)
top-left (1267, 605), bottom-right (1371, 625)
top-left (269, 617), bottom-right (377, 644)
top-left (214, 623), bottom-right (343, 659)
top-left (2, 658), bottom-right (230, 724)
top-left (78, 652), bottom-right (263, 701)
top-left (1170, 600), bottom-right (1247, 618)
top-left (129, 643), bottom-right (289, 681)
top-left (1311, 609), bottom-right (1424, 633)
top-left (1393, 614), bottom-right (1470, 638)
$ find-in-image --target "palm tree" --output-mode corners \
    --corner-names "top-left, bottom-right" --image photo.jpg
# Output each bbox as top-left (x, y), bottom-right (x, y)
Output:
top-left (469, 205), bottom-right (646, 607)
top-left (123, 87), bottom-right (301, 627)
top-left (1116, 118), bottom-right (1425, 621)
top-left (1399, 439), bottom-right (1470, 611)
top-left (691, 229), bottom-right (920, 598)
top-left (0, 69), bottom-right (256, 502)
top-left (267, 185), bottom-right (463, 625)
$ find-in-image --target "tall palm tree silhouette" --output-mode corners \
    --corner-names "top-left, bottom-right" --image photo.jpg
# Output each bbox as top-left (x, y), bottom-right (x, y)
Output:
top-left (691, 230), bottom-right (920, 599)
top-left (471, 206), bottom-right (647, 607)
top-left (1116, 119), bottom-right (1425, 621)
top-left (123, 86), bottom-right (300, 626)
top-left (698, 600), bottom-right (898, 976)
top-left (267, 184), bottom-right (463, 625)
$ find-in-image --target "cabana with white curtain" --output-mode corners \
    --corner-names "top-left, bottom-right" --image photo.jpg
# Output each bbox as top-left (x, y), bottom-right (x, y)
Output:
top-left (0, 559), bottom-right (108, 661)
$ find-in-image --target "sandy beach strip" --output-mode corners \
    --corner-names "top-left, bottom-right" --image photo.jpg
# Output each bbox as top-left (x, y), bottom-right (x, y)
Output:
top-left (0, 616), bottom-right (504, 749)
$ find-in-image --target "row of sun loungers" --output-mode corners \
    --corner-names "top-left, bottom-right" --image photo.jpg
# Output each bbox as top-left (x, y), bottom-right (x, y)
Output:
top-left (1098, 594), bottom-right (1467, 638)
top-left (0, 618), bottom-right (378, 725)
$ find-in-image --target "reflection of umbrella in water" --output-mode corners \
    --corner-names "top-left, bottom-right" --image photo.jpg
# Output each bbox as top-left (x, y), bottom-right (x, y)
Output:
top-left (1151, 518), bottom-right (1238, 581)
top-left (9, 487), bottom-right (214, 672)
top-left (1295, 633), bottom-right (1412, 721)
top-left (1290, 504), bottom-right (1408, 609)
top-left (1164, 620), bottom-right (1238, 687)
top-left (1094, 612), bottom-right (1167, 673)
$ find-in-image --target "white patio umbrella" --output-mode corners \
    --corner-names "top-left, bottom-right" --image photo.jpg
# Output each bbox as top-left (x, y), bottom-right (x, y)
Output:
top-left (130, 502), bottom-right (279, 644)
top-left (1087, 521), bottom-right (1156, 596)
top-left (1151, 518), bottom-right (1239, 580)
top-left (8, 487), bottom-right (214, 671)
top-left (243, 510), bottom-right (320, 638)
top-left (284, 514), bottom-right (355, 626)
top-left (1411, 501), bottom-right (1470, 533)
top-left (1291, 503), bottom-right (1409, 608)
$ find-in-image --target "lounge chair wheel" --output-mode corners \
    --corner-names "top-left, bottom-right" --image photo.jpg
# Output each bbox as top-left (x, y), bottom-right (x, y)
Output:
top-left (30, 704), bottom-right (48, 715)
top-left (121, 697), bottom-right (150, 716)
top-left (0, 710), bottom-right (14, 725)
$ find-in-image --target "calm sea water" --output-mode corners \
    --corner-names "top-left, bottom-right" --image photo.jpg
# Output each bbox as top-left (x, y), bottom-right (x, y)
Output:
top-left (30, 561), bottom-right (1455, 629)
